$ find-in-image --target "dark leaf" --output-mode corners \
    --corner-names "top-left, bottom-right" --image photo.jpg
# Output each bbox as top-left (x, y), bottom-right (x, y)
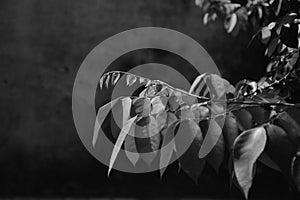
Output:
top-left (273, 112), bottom-right (300, 148)
top-left (233, 109), bottom-right (253, 131)
top-left (223, 113), bottom-right (239, 151)
top-left (264, 124), bottom-right (296, 183)
top-left (175, 120), bottom-right (205, 183)
top-left (131, 97), bottom-right (151, 117)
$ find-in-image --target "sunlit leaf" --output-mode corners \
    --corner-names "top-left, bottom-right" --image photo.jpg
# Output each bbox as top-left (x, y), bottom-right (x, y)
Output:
top-left (225, 13), bottom-right (237, 33)
top-left (126, 74), bottom-right (137, 86)
top-left (233, 127), bottom-right (267, 199)
top-left (108, 116), bottom-right (137, 175)
top-left (105, 74), bottom-right (110, 88)
top-left (112, 72), bottom-right (121, 85)
top-left (151, 95), bottom-right (168, 115)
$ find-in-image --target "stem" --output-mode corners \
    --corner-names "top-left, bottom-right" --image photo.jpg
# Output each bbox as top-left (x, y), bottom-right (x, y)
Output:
top-left (102, 71), bottom-right (300, 109)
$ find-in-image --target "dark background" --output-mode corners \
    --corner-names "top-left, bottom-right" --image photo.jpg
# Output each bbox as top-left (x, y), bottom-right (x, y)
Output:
top-left (0, 0), bottom-right (290, 198)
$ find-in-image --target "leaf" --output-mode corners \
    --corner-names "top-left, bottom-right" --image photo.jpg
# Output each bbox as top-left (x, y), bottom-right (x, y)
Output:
top-left (108, 116), bottom-right (137, 175)
top-left (109, 97), bottom-right (132, 139)
top-left (151, 95), bottom-right (168, 115)
top-left (199, 118), bottom-right (223, 159)
top-left (156, 111), bottom-right (167, 132)
top-left (280, 25), bottom-right (299, 48)
top-left (258, 152), bottom-right (281, 171)
top-left (99, 75), bottom-right (105, 89)
top-left (273, 112), bottom-right (300, 148)
top-left (112, 72), bottom-right (121, 85)
top-left (291, 153), bottom-right (300, 191)
top-left (261, 26), bottom-right (271, 44)
top-left (200, 118), bottom-right (225, 173)
top-left (131, 97), bottom-right (151, 117)
top-left (135, 116), bottom-right (160, 166)
top-left (233, 127), bottom-right (267, 199)
top-left (225, 13), bottom-right (237, 33)
top-left (105, 74), bottom-right (110, 88)
top-left (167, 94), bottom-right (180, 112)
top-left (203, 13), bottom-right (209, 25)
top-left (175, 120), bottom-right (205, 183)
top-left (233, 109), bottom-right (253, 131)
top-left (124, 124), bottom-right (139, 166)
top-left (160, 120), bottom-right (178, 177)
top-left (266, 37), bottom-right (279, 57)
top-left (126, 74), bottom-right (137, 86)
top-left (139, 77), bottom-right (145, 84)
top-left (93, 97), bottom-right (124, 147)
top-left (246, 107), bottom-right (270, 125)
top-left (264, 124), bottom-right (297, 181)
top-left (222, 113), bottom-right (239, 151)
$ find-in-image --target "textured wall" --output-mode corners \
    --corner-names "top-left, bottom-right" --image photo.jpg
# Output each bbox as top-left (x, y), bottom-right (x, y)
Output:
top-left (0, 0), bottom-right (286, 198)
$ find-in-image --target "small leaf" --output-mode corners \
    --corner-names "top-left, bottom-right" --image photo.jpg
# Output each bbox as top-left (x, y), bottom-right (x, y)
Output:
top-left (225, 13), bottom-right (237, 33)
top-left (108, 116), bottom-right (137, 175)
top-left (266, 37), bottom-right (279, 57)
top-left (93, 97), bottom-right (124, 147)
top-left (112, 72), bottom-right (121, 85)
top-left (99, 75), bottom-right (105, 89)
top-left (151, 95), bottom-right (168, 115)
top-left (261, 27), bottom-right (271, 44)
top-left (126, 74), bottom-right (137, 86)
top-left (131, 97), bottom-right (151, 117)
top-left (203, 13), bottom-right (209, 25)
top-left (139, 77), bottom-right (145, 84)
top-left (175, 120), bottom-right (205, 183)
top-left (233, 127), bottom-right (267, 199)
top-left (105, 74), bottom-right (110, 88)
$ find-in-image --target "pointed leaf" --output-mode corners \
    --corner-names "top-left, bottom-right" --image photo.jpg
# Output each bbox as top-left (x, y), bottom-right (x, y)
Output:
top-left (126, 74), bottom-right (137, 86)
top-left (112, 72), bottom-right (121, 85)
top-left (233, 127), bottom-right (267, 199)
top-left (99, 75), bottom-right (105, 89)
top-left (264, 124), bottom-right (296, 183)
top-left (160, 121), bottom-right (178, 177)
top-left (124, 127), bottom-right (139, 166)
top-left (175, 120), bottom-right (205, 183)
top-left (93, 97), bottom-right (124, 147)
top-left (105, 74), bottom-right (110, 88)
top-left (108, 116), bottom-right (137, 175)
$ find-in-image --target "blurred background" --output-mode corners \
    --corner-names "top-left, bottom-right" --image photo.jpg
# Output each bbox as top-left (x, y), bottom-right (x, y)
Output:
top-left (0, 0), bottom-right (291, 199)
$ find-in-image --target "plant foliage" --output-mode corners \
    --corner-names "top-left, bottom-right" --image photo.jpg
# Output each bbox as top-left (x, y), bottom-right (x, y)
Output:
top-left (94, 70), bottom-right (300, 199)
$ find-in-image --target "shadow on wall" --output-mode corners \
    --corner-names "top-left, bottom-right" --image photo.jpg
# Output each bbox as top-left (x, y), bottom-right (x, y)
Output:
top-left (0, 0), bottom-right (283, 198)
